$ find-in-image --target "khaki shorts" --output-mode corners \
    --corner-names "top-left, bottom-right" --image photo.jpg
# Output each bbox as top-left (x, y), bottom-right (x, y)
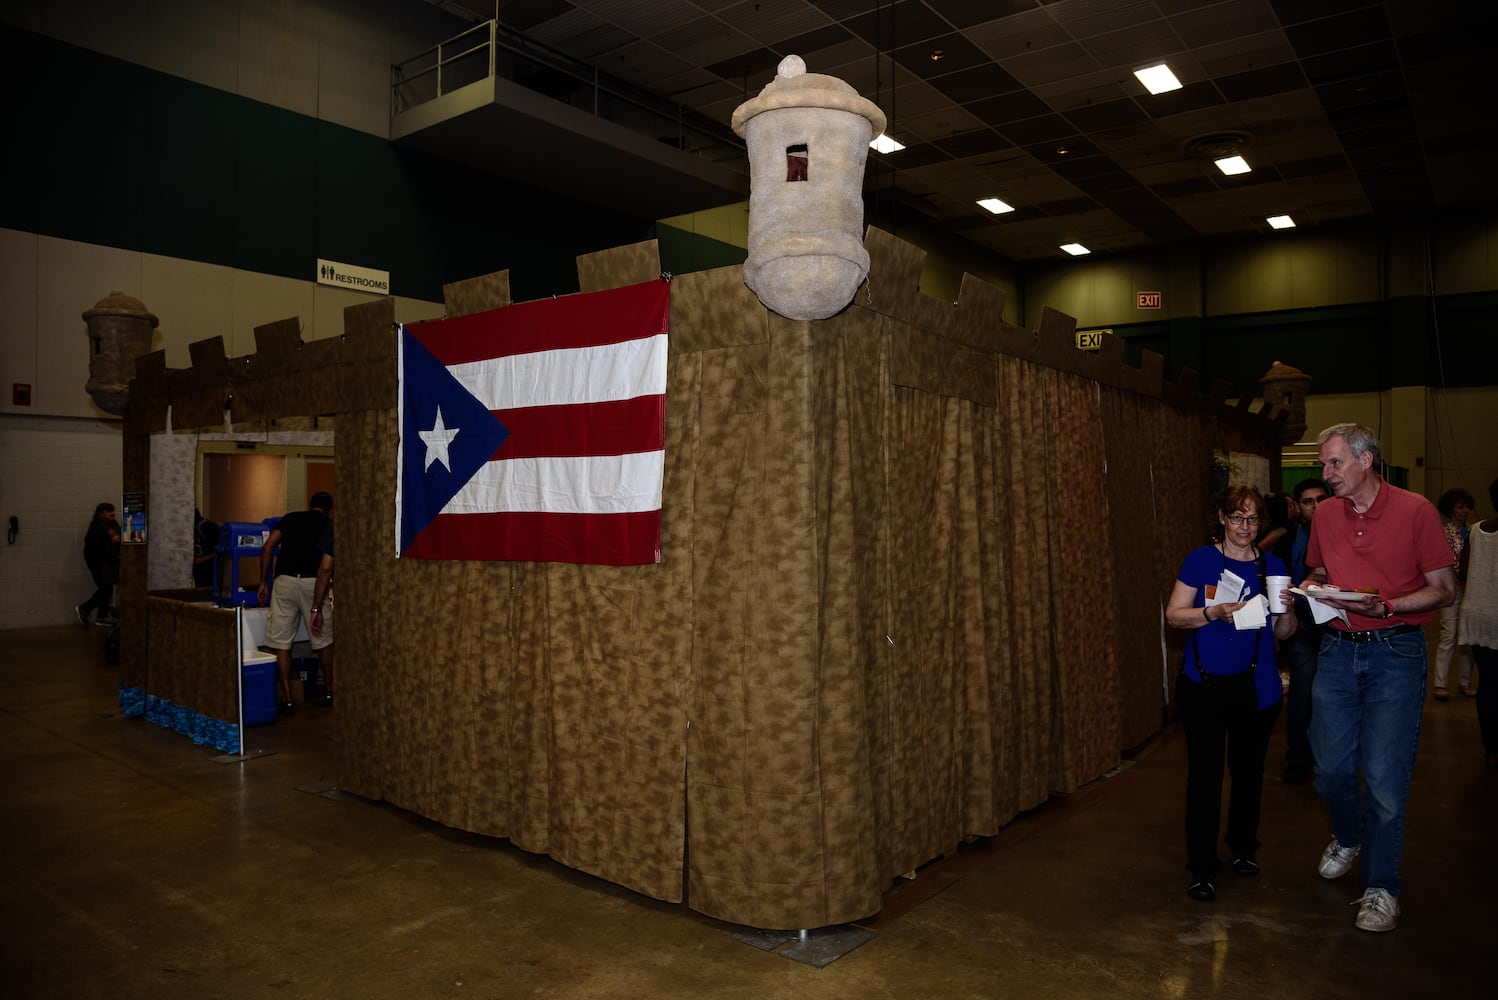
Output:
top-left (265, 575), bottom-right (332, 650)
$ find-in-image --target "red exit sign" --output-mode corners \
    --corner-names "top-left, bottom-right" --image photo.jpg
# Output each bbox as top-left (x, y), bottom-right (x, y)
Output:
top-left (1137, 291), bottom-right (1162, 309)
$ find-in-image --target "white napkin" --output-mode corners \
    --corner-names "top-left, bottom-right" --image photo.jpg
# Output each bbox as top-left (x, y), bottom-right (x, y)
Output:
top-left (1232, 594), bottom-right (1269, 631)
top-left (1302, 592), bottom-right (1349, 626)
top-left (1206, 569), bottom-right (1246, 606)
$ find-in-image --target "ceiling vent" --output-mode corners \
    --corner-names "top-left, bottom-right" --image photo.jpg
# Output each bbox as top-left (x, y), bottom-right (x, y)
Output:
top-left (1184, 130), bottom-right (1254, 159)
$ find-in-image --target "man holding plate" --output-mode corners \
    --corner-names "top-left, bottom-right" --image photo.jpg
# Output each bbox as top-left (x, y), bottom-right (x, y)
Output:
top-left (1300, 422), bottom-right (1456, 933)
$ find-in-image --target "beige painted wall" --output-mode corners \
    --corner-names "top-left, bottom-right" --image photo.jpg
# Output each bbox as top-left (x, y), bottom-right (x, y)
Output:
top-left (0, 228), bottom-right (444, 420)
top-left (1022, 213), bottom-right (1498, 329)
top-left (1260, 389), bottom-right (1498, 513)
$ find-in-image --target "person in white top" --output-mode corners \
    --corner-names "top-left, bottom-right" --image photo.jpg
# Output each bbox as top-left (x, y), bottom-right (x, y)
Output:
top-left (1433, 487), bottom-right (1476, 699)
top-left (1456, 477), bottom-right (1498, 769)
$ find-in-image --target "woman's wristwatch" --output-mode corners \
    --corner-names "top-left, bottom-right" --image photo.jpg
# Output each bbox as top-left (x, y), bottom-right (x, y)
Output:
top-left (1377, 598), bottom-right (1395, 619)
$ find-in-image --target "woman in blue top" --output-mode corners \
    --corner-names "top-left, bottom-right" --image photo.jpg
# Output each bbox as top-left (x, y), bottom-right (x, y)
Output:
top-left (1166, 483), bottom-right (1298, 902)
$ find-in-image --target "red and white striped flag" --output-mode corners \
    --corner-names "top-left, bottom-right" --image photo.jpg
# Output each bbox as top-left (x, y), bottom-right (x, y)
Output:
top-left (397, 279), bottom-right (669, 565)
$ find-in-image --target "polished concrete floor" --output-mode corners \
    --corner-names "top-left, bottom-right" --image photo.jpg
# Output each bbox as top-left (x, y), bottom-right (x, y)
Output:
top-left (2, 624), bottom-right (1491, 1000)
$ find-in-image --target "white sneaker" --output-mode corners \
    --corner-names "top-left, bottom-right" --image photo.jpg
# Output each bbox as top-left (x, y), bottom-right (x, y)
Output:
top-left (1353, 887), bottom-right (1400, 932)
top-left (1318, 838), bottom-right (1360, 879)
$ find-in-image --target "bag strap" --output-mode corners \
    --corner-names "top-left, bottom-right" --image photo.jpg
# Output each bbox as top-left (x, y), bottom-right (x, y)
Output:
top-left (1193, 545), bottom-right (1268, 681)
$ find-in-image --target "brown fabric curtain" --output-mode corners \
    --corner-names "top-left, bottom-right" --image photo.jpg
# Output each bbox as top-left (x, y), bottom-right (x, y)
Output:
top-left (230, 241), bottom-right (1279, 930)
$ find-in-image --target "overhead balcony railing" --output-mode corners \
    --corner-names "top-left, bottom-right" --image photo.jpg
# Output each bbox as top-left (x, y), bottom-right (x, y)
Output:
top-left (391, 20), bottom-right (747, 171)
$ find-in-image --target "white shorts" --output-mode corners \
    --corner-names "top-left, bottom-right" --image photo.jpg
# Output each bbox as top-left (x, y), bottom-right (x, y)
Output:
top-left (265, 575), bottom-right (332, 650)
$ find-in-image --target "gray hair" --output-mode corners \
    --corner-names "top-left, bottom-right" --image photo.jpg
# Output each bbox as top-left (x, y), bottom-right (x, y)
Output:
top-left (1317, 422), bottom-right (1380, 465)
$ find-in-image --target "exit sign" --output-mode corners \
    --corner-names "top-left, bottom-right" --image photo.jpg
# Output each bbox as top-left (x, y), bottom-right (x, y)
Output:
top-left (1076, 328), bottom-right (1111, 351)
top-left (1137, 291), bottom-right (1162, 309)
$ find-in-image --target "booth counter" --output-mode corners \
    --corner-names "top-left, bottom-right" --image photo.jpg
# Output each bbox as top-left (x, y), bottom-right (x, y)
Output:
top-left (124, 596), bottom-right (301, 753)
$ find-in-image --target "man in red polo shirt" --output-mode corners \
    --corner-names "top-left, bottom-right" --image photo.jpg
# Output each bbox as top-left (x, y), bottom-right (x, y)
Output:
top-left (1300, 422), bottom-right (1455, 933)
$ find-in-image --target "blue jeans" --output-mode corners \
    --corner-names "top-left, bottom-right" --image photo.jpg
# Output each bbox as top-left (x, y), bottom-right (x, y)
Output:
top-left (1309, 629), bottom-right (1427, 896)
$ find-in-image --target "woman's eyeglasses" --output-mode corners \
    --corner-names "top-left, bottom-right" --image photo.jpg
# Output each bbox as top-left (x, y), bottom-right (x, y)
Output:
top-left (1298, 496), bottom-right (1328, 505)
top-left (1226, 514), bottom-right (1260, 526)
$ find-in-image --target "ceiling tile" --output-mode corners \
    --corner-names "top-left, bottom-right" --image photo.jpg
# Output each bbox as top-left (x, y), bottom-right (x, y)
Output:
top-left (651, 17), bottom-right (761, 64)
top-left (1300, 40), bottom-right (1400, 84)
top-left (895, 33), bottom-right (992, 79)
top-left (705, 46), bottom-right (784, 82)
top-left (899, 104), bottom-right (986, 141)
top-left (1169, 0), bottom-right (1282, 48)
top-left (925, 0), bottom-right (1041, 29)
top-left (1283, 5), bottom-right (1390, 56)
top-left (1215, 62), bottom-right (1306, 101)
top-left (964, 7), bottom-right (1072, 61)
top-left (1023, 137), bottom-right (1100, 163)
top-left (928, 62), bottom-right (1024, 102)
top-left (527, 10), bottom-right (634, 59)
top-left (1064, 98), bottom-right (1149, 132)
top-left (1044, 0), bottom-right (1161, 40)
top-left (767, 23), bottom-right (854, 54)
top-left (999, 41), bottom-right (1101, 87)
top-left (1075, 20), bottom-right (1184, 71)
top-left (576, 0), bottom-right (706, 37)
top-left (936, 128), bottom-right (1017, 158)
top-left (498, 0), bottom-right (577, 32)
top-left (1140, 80), bottom-right (1226, 119)
top-left (1193, 31), bottom-right (1298, 78)
top-left (842, 0), bottom-right (952, 46)
top-left (968, 88), bottom-right (1053, 125)
top-left (999, 113), bottom-right (1075, 144)
top-left (886, 77), bottom-right (964, 118)
top-left (1029, 71), bottom-right (1129, 111)
top-left (1277, 154), bottom-right (1350, 178)
top-left (712, 0), bottom-right (831, 42)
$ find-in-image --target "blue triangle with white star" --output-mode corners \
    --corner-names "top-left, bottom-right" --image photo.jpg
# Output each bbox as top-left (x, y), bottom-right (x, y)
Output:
top-left (399, 329), bottom-right (510, 556)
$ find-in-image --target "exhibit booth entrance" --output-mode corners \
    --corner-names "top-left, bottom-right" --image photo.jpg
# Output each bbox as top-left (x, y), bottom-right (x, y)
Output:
top-left (126, 429), bottom-right (334, 758)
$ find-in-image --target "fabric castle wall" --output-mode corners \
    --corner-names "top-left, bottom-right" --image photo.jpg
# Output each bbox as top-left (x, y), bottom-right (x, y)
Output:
top-left (117, 227), bottom-right (1283, 929)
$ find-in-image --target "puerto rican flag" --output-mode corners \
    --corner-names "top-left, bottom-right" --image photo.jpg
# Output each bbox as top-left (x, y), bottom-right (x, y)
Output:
top-left (396, 279), bottom-right (669, 565)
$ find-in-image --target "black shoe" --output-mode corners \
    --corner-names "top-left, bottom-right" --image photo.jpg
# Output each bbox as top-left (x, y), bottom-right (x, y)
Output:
top-left (278, 701), bottom-right (295, 716)
top-left (1231, 856), bottom-right (1260, 877)
top-left (1187, 879), bottom-right (1216, 902)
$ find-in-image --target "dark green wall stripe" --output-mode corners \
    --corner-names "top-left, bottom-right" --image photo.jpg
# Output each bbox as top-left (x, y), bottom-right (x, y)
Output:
top-left (2, 23), bottom-right (660, 303)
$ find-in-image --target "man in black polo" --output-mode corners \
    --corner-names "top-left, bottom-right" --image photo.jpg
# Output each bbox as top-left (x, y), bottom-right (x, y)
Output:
top-left (257, 491), bottom-right (333, 714)
top-left (1279, 476), bottom-right (1329, 783)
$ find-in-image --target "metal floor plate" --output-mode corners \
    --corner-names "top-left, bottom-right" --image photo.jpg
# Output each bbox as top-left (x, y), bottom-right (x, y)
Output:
top-left (731, 925), bottom-right (876, 968)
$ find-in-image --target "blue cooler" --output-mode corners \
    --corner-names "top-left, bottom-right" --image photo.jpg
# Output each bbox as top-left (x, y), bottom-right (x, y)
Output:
top-left (242, 660), bottom-right (277, 726)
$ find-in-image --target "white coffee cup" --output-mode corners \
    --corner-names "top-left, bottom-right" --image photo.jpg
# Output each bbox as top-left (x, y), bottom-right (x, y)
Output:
top-left (1267, 575), bottom-right (1290, 613)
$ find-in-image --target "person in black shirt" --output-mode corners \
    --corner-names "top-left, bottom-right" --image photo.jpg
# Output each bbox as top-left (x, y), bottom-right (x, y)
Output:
top-left (76, 502), bottom-right (121, 626)
top-left (192, 509), bottom-right (220, 589)
top-left (257, 491), bottom-right (333, 714)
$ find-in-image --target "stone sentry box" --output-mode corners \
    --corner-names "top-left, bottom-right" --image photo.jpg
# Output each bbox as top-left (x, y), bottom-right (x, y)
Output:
top-left (732, 55), bottom-right (886, 321)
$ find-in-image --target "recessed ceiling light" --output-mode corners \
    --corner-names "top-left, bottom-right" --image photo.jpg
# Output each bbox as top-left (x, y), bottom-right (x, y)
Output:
top-left (870, 133), bottom-right (905, 154)
top-left (1133, 63), bottom-right (1182, 95)
top-left (1215, 155), bottom-right (1251, 175)
top-left (1267, 215), bottom-right (1296, 229)
top-left (1060, 243), bottom-right (1091, 256)
top-left (977, 197), bottom-right (1015, 215)
top-left (930, 49), bottom-right (944, 61)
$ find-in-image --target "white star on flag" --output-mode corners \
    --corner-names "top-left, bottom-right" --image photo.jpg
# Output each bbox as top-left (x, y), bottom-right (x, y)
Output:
top-left (419, 406), bottom-right (460, 472)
